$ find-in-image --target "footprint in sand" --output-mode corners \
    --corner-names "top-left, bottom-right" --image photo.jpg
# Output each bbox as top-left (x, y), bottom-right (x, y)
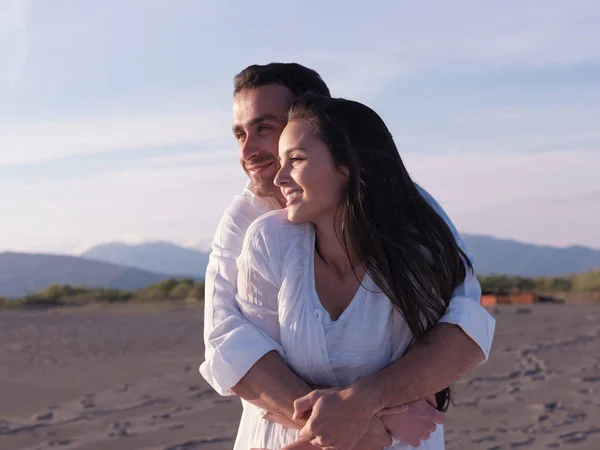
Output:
top-left (33, 411), bottom-right (54, 421)
top-left (81, 394), bottom-right (96, 409)
top-left (113, 383), bottom-right (133, 394)
top-left (48, 439), bottom-right (74, 447)
top-left (189, 389), bottom-right (216, 400)
top-left (557, 426), bottom-right (600, 444)
top-left (108, 421), bottom-right (134, 438)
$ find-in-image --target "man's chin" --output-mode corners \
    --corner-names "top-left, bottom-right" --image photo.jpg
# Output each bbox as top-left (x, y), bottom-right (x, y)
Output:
top-left (251, 179), bottom-right (281, 201)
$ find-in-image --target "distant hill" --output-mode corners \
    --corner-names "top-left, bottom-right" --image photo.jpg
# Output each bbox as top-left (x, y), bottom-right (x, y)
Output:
top-left (4, 235), bottom-right (597, 299)
top-left (0, 252), bottom-right (174, 299)
top-left (462, 234), bottom-right (600, 277)
top-left (81, 242), bottom-right (209, 278)
top-left (79, 236), bottom-right (600, 280)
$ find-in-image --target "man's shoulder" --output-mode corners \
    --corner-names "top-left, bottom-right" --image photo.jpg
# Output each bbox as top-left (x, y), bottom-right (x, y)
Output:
top-left (247, 210), bottom-right (308, 245)
top-left (247, 209), bottom-right (294, 236)
top-left (216, 189), bottom-right (276, 230)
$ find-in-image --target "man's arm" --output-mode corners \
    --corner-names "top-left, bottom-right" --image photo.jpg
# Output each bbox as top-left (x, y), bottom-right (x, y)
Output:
top-left (199, 195), bottom-right (283, 396)
top-left (291, 320), bottom-right (490, 450)
top-left (354, 322), bottom-right (484, 412)
top-left (231, 350), bottom-right (312, 425)
top-left (291, 187), bottom-right (496, 449)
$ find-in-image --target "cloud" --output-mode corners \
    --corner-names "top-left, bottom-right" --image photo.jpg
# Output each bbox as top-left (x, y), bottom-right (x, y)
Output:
top-left (404, 149), bottom-right (600, 248)
top-left (1, 0), bottom-right (599, 253)
top-left (0, 0), bottom-right (32, 91)
top-left (0, 157), bottom-right (247, 254)
top-left (0, 110), bottom-right (231, 167)
top-left (258, 0), bottom-right (600, 102)
top-left (1, 148), bottom-right (597, 253)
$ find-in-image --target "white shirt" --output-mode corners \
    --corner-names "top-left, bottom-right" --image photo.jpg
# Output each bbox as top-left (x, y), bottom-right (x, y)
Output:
top-left (233, 209), bottom-right (457, 449)
top-left (199, 182), bottom-right (496, 449)
top-left (200, 182), bottom-right (495, 395)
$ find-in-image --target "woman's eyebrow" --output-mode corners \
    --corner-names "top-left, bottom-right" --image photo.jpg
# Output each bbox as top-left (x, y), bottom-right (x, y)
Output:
top-left (282, 147), bottom-right (309, 155)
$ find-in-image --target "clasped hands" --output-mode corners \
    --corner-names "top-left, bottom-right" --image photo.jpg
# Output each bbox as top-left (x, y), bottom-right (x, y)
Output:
top-left (257, 387), bottom-right (444, 450)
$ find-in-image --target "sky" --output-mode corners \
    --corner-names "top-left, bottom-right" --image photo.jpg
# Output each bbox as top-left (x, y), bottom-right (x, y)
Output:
top-left (1, 0), bottom-right (599, 255)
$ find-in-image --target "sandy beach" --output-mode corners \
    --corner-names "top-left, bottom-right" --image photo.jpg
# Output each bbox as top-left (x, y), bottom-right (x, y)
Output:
top-left (1, 303), bottom-right (599, 450)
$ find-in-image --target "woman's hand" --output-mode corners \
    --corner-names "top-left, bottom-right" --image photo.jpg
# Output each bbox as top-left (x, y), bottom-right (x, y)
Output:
top-left (293, 387), bottom-right (403, 449)
top-left (378, 398), bottom-right (444, 447)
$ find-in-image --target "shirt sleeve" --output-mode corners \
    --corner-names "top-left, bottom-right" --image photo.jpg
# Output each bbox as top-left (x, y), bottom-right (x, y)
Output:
top-left (199, 197), bottom-right (281, 396)
top-left (417, 184), bottom-right (496, 361)
top-left (236, 212), bottom-right (284, 349)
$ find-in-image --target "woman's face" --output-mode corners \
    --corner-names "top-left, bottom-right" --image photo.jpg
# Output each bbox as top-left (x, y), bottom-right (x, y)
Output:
top-left (275, 120), bottom-right (348, 224)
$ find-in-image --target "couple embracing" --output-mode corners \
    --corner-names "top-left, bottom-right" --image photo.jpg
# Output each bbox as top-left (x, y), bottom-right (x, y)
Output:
top-left (200, 62), bottom-right (495, 450)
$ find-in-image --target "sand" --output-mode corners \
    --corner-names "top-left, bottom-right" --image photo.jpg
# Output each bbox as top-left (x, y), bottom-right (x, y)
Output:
top-left (1, 303), bottom-right (599, 450)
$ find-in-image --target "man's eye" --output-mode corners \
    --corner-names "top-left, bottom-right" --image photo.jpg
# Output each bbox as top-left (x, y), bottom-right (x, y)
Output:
top-left (258, 125), bottom-right (272, 132)
top-left (235, 133), bottom-right (245, 141)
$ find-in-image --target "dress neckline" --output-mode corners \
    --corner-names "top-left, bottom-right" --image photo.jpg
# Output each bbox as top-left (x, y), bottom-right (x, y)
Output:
top-left (307, 224), bottom-right (370, 323)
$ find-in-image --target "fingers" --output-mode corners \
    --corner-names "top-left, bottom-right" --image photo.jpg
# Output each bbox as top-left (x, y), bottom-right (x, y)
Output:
top-left (281, 439), bottom-right (323, 450)
top-left (309, 435), bottom-right (332, 449)
top-left (298, 417), bottom-right (319, 441)
top-left (376, 404), bottom-right (409, 417)
top-left (293, 391), bottom-right (322, 421)
top-left (425, 395), bottom-right (437, 408)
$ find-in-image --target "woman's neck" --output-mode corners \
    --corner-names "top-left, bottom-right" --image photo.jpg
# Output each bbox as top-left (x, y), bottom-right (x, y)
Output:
top-left (313, 215), bottom-right (360, 277)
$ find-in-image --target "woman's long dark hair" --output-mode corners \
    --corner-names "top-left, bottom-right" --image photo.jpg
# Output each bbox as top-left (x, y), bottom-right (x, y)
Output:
top-left (287, 94), bottom-right (474, 411)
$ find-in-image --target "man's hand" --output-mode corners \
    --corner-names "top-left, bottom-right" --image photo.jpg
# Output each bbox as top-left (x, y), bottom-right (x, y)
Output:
top-left (353, 416), bottom-right (393, 450)
top-left (263, 411), bottom-right (304, 430)
top-left (293, 388), bottom-right (401, 449)
top-left (378, 398), bottom-right (444, 447)
top-left (280, 417), bottom-right (392, 450)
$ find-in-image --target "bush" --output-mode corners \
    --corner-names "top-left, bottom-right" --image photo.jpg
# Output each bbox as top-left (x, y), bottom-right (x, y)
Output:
top-left (169, 282), bottom-right (192, 300)
top-left (188, 283), bottom-right (205, 301)
top-left (572, 269), bottom-right (600, 292)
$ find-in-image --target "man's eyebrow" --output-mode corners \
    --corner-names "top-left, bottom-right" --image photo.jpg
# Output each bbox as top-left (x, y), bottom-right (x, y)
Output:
top-left (232, 114), bottom-right (284, 133)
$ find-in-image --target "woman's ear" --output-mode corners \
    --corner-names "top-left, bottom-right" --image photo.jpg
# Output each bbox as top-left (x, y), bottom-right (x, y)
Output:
top-left (338, 166), bottom-right (350, 178)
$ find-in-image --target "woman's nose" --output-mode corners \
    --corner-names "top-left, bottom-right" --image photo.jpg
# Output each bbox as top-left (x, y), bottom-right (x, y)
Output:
top-left (274, 164), bottom-right (289, 187)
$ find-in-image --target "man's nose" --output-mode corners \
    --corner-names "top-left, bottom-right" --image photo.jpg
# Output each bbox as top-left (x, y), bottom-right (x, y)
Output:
top-left (239, 135), bottom-right (259, 162)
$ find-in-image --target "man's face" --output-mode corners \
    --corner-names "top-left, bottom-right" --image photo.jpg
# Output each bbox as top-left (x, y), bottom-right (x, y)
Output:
top-left (232, 84), bottom-right (293, 201)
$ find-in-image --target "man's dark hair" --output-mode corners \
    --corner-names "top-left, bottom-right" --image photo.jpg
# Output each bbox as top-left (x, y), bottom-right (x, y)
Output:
top-left (233, 62), bottom-right (331, 98)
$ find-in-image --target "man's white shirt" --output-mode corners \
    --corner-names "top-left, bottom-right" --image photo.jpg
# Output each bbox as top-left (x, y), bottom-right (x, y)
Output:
top-left (200, 182), bottom-right (496, 395)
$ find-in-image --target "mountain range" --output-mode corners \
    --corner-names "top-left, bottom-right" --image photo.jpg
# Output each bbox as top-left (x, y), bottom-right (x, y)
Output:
top-left (461, 235), bottom-right (600, 277)
top-left (0, 252), bottom-right (174, 299)
top-left (1, 235), bottom-right (599, 299)
top-left (81, 241), bottom-right (209, 278)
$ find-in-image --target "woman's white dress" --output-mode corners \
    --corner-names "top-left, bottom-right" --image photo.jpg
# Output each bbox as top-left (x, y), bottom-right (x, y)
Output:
top-left (233, 209), bottom-right (445, 450)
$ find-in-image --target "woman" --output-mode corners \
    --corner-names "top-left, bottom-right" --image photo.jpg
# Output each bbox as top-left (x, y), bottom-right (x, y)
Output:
top-left (235, 94), bottom-right (473, 449)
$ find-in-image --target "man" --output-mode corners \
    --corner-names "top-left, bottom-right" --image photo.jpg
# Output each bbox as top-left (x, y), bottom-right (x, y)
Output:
top-left (200, 62), bottom-right (495, 449)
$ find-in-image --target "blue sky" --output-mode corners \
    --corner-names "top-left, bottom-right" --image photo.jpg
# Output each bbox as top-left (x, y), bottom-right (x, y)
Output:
top-left (1, 0), bottom-right (599, 254)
